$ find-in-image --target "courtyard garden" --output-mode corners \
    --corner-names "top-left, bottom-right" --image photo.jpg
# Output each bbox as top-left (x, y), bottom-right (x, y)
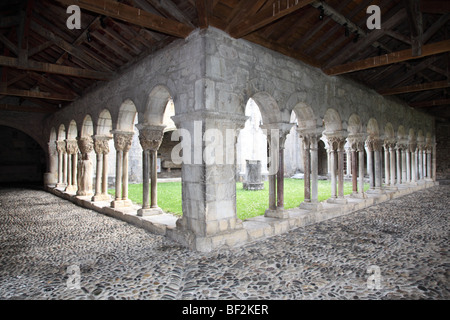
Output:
top-left (110, 179), bottom-right (370, 220)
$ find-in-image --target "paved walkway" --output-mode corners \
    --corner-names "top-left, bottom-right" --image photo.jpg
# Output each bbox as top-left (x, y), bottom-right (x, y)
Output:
top-left (0, 185), bottom-right (448, 300)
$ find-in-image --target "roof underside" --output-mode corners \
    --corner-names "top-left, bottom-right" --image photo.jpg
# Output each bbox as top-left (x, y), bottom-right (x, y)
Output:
top-left (0, 0), bottom-right (449, 120)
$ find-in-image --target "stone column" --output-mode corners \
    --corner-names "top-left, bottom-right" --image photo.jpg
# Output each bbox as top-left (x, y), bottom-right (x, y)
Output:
top-left (65, 139), bottom-right (79, 193)
top-left (357, 140), bottom-right (366, 197)
top-left (406, 146), bottom-right (411, 183)
top-left (383, 143), bottom-right (390, 186)
top-left (299, 131), bottom-right (322, 210)
top-left (418, 144), bottom-right (423, 180)
top-left (345, 147), bottom-right (352, 177)
top-left (56, 140), bottom-right (66, 188)
top-left (326, 133), bottom-right (347, 204)
top-left (409, 143), bottom-right (417, 184)
top-left (111, 131), bottom-right (134, 208)
top-left (264, 123), bottom-right (293, 218)
top-left (45, 142), bottom-right (58, 186)
top-left (426, 145), bottom-right (432, 181)
top-left (389, 144), bottom-right (396, 186)
top-left (396, 144), bottom-right (402, 185)
top-left (432, 141), bottom-right (437, 181)
top-left (401, 148), bottom-right (407, 183)
top-left (366, 139), bottom-right (374, 190)
top-left (172, 111), bottom-right (248, 250)
top-left (300, 134), bottom-right (311, 203)
top-left (76, 136), bottom-right (94, 197)
top-left (136, 124), bottom-right (165, 216)
top-left (373, 139), bottom-right (382, 190)
top-left (348, 135), bottom-right (367, 199)
top-left (309, 134), bottom-right (321, 206)
top-left (63, 148), bottom-right (68, 186)
top-left (92, 136), bottom-right (112, 202)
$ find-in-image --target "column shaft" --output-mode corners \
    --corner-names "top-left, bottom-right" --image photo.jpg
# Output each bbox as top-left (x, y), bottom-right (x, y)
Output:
top-left (150, 149), bottom-right (158, 208)
top-left (102, 153), bottom-right (108, 195)
top-left (142, 149), bottom-right (150, 209)
top-left (115, 150), bottom-right (123, 201)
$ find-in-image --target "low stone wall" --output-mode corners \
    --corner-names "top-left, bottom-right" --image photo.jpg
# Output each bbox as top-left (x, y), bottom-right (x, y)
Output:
top-left (45, 180), bottom-right (438, 252)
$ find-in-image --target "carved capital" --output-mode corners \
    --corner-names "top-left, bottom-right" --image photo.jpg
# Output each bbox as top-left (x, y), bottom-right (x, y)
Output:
top-left (327, 136), bottom-right (346, 152)
top-left (263, 122), bottom-right (294, 149)
top-left (77, 136), bottom-right (94, 155)
top-left (66, 139), bottom-right (79, 155)
top-left (137, 124), bottom-right (165, 151)
top-left (113, 131), bottom-right (134, 152)
top-left (56, 140), bottom-right (66, 154)
top-left (93, 136), bottom-right (111, 155)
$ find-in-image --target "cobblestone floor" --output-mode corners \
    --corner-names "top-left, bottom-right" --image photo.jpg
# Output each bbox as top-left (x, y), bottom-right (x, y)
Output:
top-left (0, 185), bottom-right (448, 300)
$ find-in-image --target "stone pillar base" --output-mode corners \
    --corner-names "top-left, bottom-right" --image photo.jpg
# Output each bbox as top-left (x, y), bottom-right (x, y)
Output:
top-left (56, 183), bottom-right (67, 189)
top-left (92, 194), bottom-right (112, 202)
top-left (44, 173), bottom-right (57, 186)
top-left (351, 192), bottom-right (367, 199)
top-left (264, 208), bottom-right (288, 219)
top-left (65, 185), bottom-right (77, 193)
top-left (366, 188), bottom-right (385, 194)
top-left (299, 201), bottom-right (322, 211)
top-left (327, 197), bottom-right (348, 204)
top-left (111, 199), bottom-right (132, 208)
top-left (384, 186), bottom-right (399, 191)
top-left (138, 207), bottom-right (163, 217)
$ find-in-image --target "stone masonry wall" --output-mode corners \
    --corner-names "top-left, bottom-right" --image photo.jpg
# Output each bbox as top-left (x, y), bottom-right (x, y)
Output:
top-left (436, 122), bottom-right (450, 180)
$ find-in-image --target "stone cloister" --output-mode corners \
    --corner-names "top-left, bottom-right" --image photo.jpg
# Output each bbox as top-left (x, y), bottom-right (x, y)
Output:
top-left (32, 28), bottom-right (437, 252)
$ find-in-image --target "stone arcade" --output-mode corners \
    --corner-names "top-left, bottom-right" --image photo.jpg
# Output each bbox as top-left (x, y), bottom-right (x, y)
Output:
top-left (2, 27), bottom-right (439, 252)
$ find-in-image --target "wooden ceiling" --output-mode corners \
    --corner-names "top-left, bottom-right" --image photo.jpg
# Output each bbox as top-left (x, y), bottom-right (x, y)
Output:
top-left (1, 0), bottom-right (449, 121)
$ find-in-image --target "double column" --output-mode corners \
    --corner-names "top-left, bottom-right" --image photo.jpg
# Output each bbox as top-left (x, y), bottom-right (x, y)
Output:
top-left (111, 130), bottom-right (133, 208)
top-left (263, 123), bottom-right (293, 219)
top-left (325, 132), bottom-right (347, 204)
top-left (366, 137), bottom-right (383, 193)
top-left (65, 140), bottom-right (79, 193)
top-left (92, 135), bottom-right (112, 202)
top-left (136, 124), bottom-right (166, 216)
top-left (348, 134), bottom-right (367, 198)
top-left (56, 140), bottom-right (67, 188)
top-left (299, 130), bottom-right (322, 210)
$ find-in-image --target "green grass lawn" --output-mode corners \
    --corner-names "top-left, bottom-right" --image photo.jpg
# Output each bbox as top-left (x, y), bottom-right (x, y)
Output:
top-left (110, 178), bottom-right (369, 221)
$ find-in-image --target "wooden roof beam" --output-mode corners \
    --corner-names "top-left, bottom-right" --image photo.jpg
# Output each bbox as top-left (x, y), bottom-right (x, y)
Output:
top-left (0, 103), bottom-right (57, 113)
top-left (323, 39), bottom-right (450, 76)
top-left (378, 80), bottom-right (450, 96)
top-left (410, 98), bottom-right (450, 108)
top-left (0, 55), bottom-right (113, 80)
top-left (229, 0), bottom-right (316, 38)
top-left (56, 0), bottom-right (194, 38)
top-left (0, 85), bottom-right (76, 101)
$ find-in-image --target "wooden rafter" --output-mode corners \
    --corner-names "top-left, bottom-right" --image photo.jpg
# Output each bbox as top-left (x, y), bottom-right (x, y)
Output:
top-left (378, 80), bottom-right (450, 95)
top-left (0, 55), bottom-right (113, 80)
top-left (0, 103), bottom-right (57, 113)
top-left (0, 86), bottom-right (76, 101)
top-left (323, 40), bottom-right (450, 76)
top-left (229, 0), bottom-right (316, 39)
top-left (56, 0), bottom-right (194, 38)
top-left (410, 98), bottom-right (450, 108)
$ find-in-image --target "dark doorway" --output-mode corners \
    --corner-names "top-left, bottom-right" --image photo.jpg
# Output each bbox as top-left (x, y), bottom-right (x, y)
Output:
top-left (0, 126), bottom-right (46, 186)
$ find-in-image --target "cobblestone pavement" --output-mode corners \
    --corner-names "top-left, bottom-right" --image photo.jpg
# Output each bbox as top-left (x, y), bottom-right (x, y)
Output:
top-left (0, 185), bottom-right (448, 300)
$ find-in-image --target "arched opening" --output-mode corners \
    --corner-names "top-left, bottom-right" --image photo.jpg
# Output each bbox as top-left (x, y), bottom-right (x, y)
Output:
top-left (237, 98), bottom-right (268, 183)
top-left (0, 126), bottom-right (46, 185)
top-left (159, 99), bottom-right (181, 179)
top-left (111, 100), bottom-right (139, 208)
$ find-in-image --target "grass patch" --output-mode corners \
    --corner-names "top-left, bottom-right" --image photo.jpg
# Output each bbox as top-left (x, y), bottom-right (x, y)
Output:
top-left (110, 179), bottom-right (369, 220)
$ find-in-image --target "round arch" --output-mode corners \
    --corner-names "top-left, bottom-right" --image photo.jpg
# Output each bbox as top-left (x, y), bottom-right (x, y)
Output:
top-left (117, 99), bottom-right (138, 131)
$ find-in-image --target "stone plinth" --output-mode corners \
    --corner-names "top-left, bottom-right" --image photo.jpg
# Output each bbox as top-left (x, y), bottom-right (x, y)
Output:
top-left (243, 160), bottom-right (264, 190)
